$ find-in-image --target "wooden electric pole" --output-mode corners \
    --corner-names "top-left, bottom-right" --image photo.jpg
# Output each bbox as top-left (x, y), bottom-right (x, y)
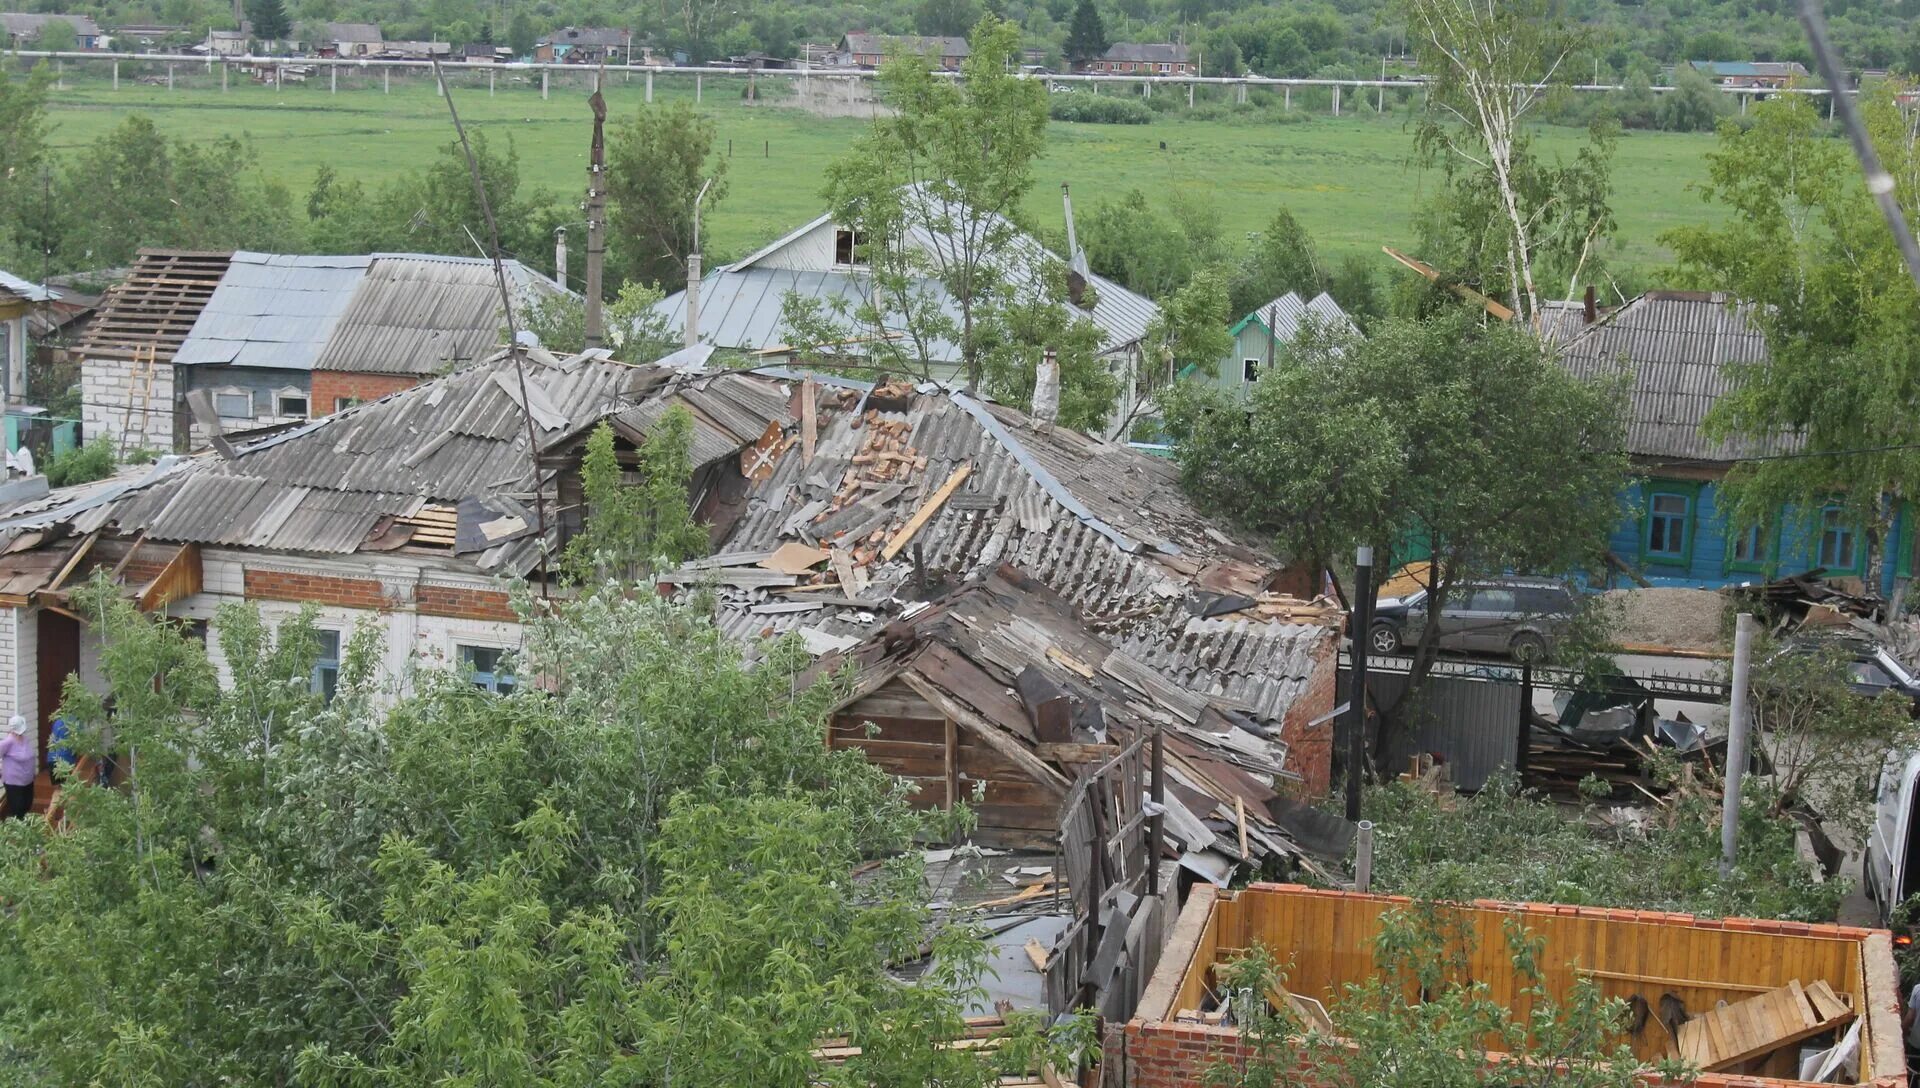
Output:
top-left (583, 81), bottom-right (608, 350)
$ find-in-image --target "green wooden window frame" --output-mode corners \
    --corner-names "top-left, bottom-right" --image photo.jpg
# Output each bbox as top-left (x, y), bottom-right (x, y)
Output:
top-left (1725, 516), bottom-right (1776, 575)
top-left (1640, 481), bottom-right (1700, 569)
top-left (1815, 505), bottom-right (1863, 574)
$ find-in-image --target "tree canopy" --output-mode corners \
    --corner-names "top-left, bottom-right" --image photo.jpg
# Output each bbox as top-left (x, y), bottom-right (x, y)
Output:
top-left (606, 102), bottom-right (729, 292)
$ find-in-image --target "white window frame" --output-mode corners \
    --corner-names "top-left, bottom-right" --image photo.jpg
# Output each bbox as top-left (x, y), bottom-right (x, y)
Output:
top-left (213, 386), bottom-right (255, 420)
top-left (1243, 358), bottom-right (1261, 383)
top-left (832, 227), bottom-right (870, 268)
top-left (276, 387), bottom-right (309, 418)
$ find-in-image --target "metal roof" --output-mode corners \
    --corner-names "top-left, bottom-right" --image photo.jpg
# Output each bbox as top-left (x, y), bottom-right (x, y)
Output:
top-left (0, 12), bottom-right (101, 36)
top-left (174, 252), bottom-right (371, 371)
top-left (1555, 290), bottom-right (1794, 465)
top-left (0, 269), bottom-right (52, 304)
top-left (326, 21), bottom-right (381, 41)
top-left (840, 33), bottom-right (968, 57)
top-left (312, 254), bottom-right (563, 376)
top-left (1230, 291), bottom-right (1355, 342)
top-left (656, 200), bottom-right (1158, 363)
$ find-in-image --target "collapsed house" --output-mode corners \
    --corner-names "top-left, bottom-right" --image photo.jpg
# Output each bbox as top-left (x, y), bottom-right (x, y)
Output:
top-left (1117, 884), bottom-right (1906, 1088)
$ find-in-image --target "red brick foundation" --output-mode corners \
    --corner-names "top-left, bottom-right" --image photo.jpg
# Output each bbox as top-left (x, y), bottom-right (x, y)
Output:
top-left (311, 371), bottom-right (419, 415)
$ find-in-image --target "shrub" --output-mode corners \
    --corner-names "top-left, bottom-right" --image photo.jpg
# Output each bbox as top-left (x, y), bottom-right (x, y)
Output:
top-left (1048, 93), bottom-right (1152, 124)
top-left (44, 437), bottom-right (116, 488)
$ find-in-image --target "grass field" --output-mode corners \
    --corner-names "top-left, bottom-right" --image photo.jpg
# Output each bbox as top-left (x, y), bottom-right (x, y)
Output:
top-left (39, 66), bottom-right (1730, 273)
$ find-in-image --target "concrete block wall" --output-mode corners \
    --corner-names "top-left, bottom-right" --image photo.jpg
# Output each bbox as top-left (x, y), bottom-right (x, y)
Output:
top-left (81, 355), bottom-right (175, 452)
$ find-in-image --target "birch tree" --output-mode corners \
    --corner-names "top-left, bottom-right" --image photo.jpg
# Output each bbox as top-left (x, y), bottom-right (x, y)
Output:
top-left (1402, 0), bottom-right (1617, 326)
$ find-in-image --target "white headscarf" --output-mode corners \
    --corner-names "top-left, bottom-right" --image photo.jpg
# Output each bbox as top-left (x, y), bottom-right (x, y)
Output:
top-left (6, 715), bottom-right (32, 761)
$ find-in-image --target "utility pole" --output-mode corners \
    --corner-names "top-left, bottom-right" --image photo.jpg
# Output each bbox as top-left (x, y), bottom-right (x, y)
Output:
top-left (1720, 612), bottom-right (1757, 879)
top-left (582, 84), bottom-right (607, 349)
top-left (684, 177), bottom-right (714, 349)
top-left (1344, 545), bottom-right (1375, 822)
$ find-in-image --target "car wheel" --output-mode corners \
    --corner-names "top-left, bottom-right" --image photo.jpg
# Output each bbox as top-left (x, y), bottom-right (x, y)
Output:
top-left (1509, 631), bottom-right (1548, 663)
top-left (1368, 624), bottom-right (1402, 655)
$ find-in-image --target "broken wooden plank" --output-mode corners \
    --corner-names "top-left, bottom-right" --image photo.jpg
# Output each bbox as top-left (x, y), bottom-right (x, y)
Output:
top-left (881, 461), bottom-right (973, 561)
top-left (800, 377), bottom-right (817, 465)
top-left (1036, 742), bottom-right (1121, 763)
top-left (1046, 646), bottom-right (1095, 679)
top-left (830, 546), bottom-right (865, 596)
top-left (759, 541), bottom-right (829, 575)
top-left (749, 601), bottom-right (826, 615)
top-left (1023, 937), bottom-right (1048, 972)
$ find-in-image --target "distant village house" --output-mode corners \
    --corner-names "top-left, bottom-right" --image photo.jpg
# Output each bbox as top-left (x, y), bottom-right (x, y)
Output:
top-left (1078, 42), bottom-right (1193, 75)
top-left (837, 32), bottom-right (969, 70)
top-left (319, 22), bottom-right (381, 57)
top-left (1687, 59), bottom-right (1808, 89)
top-left (0, 12), bottom-right (105, 49)
top-left (533, 27), bottom-right (632, 64)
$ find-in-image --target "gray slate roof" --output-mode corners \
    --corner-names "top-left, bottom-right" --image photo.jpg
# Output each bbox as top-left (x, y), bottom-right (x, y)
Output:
top-left (1235, 291), bottom-right (1353, 340)
top-left (0, 269), bottom-right (54, 304)
top-left (2, 349), bottom-right (641, 572)
top-left (174, 253), bottom-right (371, 371)
top-left (0, 12), bottom-right (102, 37)
top-left (312, 254), bottom-right (562, 376)
top-left (1100, 42), bottom-right (1190, 63)
top-left (540, 26), bottom-right (629, 47)
top-left (1555, 290), bottom-right (1792, 465)
top-left (841, 33), bottom-right (969, 57)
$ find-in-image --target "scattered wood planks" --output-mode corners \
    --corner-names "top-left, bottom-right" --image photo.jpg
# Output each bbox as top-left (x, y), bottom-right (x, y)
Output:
top-left (1670, 978), bottom-right (1854, 1072)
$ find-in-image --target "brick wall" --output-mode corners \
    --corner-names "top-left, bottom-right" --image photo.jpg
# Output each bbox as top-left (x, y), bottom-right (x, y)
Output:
top-left (244, 569), bottom-right (390, 610)
top-left (310, 371), bottom-right (418, 415)
top-left (81, 354), bottom-right (175, 452)
top-left (1278, 629), bottom-right (1337, 797)
top-left (417, 584), bottom-right (517, 623)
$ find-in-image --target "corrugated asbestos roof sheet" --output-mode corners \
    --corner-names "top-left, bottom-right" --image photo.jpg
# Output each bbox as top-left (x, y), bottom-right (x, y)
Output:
top-left (312, 255), bottom-right (563, 376)
top-left (4, 350), bottom-right (640, 568)
top-left (0, 269), bottom-right (54, 304)
top-left (1555, 290), bottom-right (1796, 464)
top-left (174, 252), bottom-right (372, 371)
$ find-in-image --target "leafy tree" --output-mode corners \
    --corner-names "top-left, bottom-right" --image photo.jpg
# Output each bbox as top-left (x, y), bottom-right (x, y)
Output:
top-left (1077, 187), bottom-right (1230, 300)
top-left (790, 18), bottom-right (1059, 395)
top-left (606, 102), bottom-right (729, 292)
top-left (1325, 254), bottom-right (1383, 329)
top-left (918, 0), bottom-right (983, 37)
top-left (0, 576), bottom-right (1082, 1082)
top-left (1665, 90), bottom-right (1920, 591)
top-left (507, 11), bottom-right (535, 56)
top-left (519, 281), bottom-right (676, 358)
top-left (1163, 311), bottom-right (1628, 695)
top-left (1129, 265), bottom-right (1231, 429)
top-left (975, 263), bottom-right (1115, 431)
top-left (1064, 0), bottom-right (1107, 65)
top-left (59, 117), bottom-right (301, 269)
top-left (1228, 206), bottom-right (1326, 318)
top-left (1742, 636), bottom-right (1918, 837)
top-left (32, 17), bottom-right (77, 50)
top-left (43, 437), bottom-right (116, 487)
top-left (0, 65), bottom-right (51, 267)
top-left (1210, 907), bottom-right (1685, 1088)
top-left (1657, 61), bottom-right (1729, 132)
top-left (1401, 0), bottom-right (1617, 325)
top-left (563, 407), bottom-right (708, 582)
top-left (245, 0), bottom-right (291, 41)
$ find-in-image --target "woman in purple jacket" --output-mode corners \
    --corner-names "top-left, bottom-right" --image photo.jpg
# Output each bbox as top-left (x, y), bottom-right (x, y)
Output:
top-left (0, 715), bottom-right (36, 818)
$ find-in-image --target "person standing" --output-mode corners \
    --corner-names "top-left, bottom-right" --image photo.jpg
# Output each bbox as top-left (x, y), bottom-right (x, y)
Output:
top-left (0, 715), bottom-right (36, 819)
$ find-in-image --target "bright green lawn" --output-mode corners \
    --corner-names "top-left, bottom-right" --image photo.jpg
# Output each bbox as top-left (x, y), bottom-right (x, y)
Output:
top-left (40, 66), bottom-right (1729, 272)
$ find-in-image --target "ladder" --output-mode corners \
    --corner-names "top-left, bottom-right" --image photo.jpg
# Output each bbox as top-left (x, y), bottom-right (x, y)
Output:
top-left (119, 344), bottom-right (156, 459)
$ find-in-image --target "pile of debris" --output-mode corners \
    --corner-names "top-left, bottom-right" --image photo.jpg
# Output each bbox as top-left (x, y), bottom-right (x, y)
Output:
top-left (1732, 569), bottom-right (1884, 628)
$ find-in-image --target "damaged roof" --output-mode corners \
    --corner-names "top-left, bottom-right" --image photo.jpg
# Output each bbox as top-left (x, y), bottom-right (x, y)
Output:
top-left (76, 249), bottom-right (233, 364)
top-left (814, 565), bottom-right (1333, 872)
top-left (0, 348), bottom-right (644, 575)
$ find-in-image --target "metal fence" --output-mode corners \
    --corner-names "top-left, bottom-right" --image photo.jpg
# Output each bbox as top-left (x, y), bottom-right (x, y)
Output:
top-left (1336, 666), bottom-right (1523, 791)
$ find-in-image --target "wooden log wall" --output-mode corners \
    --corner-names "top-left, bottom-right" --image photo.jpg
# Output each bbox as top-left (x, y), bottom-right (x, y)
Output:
top-left (830, 678), bottom-right (1060, 847)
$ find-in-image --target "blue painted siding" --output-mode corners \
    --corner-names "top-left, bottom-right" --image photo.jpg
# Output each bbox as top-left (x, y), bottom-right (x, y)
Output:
top-left (1607, 477), bottom-right (1910, 595)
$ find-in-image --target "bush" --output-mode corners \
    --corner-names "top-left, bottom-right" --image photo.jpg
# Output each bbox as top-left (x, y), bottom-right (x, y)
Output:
top-left (43, 437), bottom-right (116, 488)
top-left (1048, 93), bottom-right (1152, 124)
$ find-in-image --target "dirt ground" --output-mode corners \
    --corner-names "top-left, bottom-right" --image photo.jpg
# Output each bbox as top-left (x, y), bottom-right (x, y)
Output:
top-left (1602, 587), bottom-right (1729, 652)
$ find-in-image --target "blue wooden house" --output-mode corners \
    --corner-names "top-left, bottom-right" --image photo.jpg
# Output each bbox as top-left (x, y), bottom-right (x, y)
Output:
top-left (1557, 290), bottom-right (1910, 595)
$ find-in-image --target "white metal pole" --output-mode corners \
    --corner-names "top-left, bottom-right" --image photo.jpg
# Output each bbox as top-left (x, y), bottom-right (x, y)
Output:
top-left (1720, 612), bottom-right (1757, 879)
top-left (646, 69), bottom-right (653, 102)
top-left (1354, 820), bottom-right (1375, 892)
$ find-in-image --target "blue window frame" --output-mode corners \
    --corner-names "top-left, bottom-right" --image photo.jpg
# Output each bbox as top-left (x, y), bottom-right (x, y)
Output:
top-left (461, 645), bottom-right (516, 694)
top-left (312, 630), bottom-right (340, 702)
top-left (1818, 507), bottom-right (1857, 571)
top-left (1646, 491), bottom-right (1691, 562)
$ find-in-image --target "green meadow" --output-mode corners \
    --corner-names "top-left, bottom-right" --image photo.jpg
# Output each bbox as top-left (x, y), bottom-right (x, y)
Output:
top-left (38, 65), bottom-right (1729, 273)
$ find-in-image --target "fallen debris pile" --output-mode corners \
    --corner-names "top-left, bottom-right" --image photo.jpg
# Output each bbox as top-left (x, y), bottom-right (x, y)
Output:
top-left (1733, 569), bottom-right (1884, 628)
